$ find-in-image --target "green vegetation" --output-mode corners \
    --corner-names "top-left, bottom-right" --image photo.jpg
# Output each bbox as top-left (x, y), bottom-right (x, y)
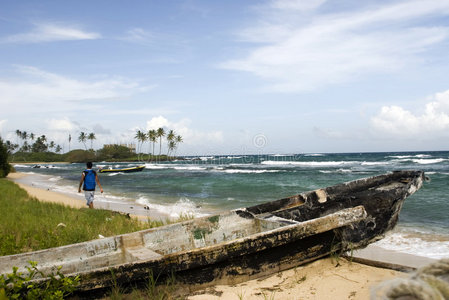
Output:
top-left (0, 180), bottom-right (192, 299)
top-left (135, 127), bottom-right (183, 158)
top-left (0, 179), bottom-right (152, 256)
top-left (0, 261), bottom-right (80, 299)
top-left (5, 127), bottom-right (184, 163)
top-left (0, 137), bottom-right (11, 178)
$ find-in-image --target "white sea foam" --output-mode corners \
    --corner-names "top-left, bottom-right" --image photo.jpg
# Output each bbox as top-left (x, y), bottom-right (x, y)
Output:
top-left (218, 169), bottom-right (280, 174)
top-left (262, 160), bottom-right (355, 167)
top-left (173, 166), bottom-right (207, 171)
top-left (48, 176), bottom-right (62, 182)
top-left (411, 158), bottom-right (446, 164)
top-left (135, 196), bottom-right (206, 218)
top-left (144, 163), bottom-right (207, 171)
top-left (200, 156), bottom-right (214, 161)
top-left (374, 231), bottom-right (449, 259)
top-left (304, 153), bottom-right (325, 157)
top-left (144, 164), bottom-right (170, 169)
top-left (388, 154), bottom-right (432, 159)
top-left (13, 164), bottom-right (32, 168)
top-left (361, 161), bottom-right (390, 166)
top-left (319, 168), bottom-right (353, 174)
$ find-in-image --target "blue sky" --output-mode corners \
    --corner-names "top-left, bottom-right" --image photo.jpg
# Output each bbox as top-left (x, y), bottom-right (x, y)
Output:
top-left (1, 0), bottom-right (449, 155)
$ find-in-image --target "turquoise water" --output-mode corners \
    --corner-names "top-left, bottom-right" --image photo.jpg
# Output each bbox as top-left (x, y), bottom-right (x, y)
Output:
top-left (13, 151), bottom-right (449, 259)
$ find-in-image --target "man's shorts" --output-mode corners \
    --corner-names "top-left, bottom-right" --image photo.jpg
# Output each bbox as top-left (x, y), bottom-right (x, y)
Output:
top-left (84, 191), bottom-right (95, 206)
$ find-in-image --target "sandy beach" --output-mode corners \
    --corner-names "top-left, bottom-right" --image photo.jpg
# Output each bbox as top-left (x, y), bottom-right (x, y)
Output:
top-left (6, 171), bottom-right (431, 299)
top-left (7, 172), bottom-right (86, 208)
top-left (7, 172), bottom-right (170, 221)
top-left (188, 257), bottom-right (404, 300)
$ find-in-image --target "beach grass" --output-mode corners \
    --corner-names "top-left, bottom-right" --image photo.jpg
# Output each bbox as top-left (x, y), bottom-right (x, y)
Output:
top-left (0, 179), bottom-right (153, 256)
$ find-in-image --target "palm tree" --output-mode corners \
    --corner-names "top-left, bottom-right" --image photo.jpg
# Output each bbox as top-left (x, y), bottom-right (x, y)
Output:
top-left (21, 131), bottom-right (29, 152)
top-left (68, 134), bottom-right (72, 152)
top-left (78, 132), bottom-right (87, 150)
top-left (49, 141), bottom-right (55, 152)
top-left (5, 140), bottom-right (18, 154)
top-left (55, 145), bottom-right (62, 153)
top-left (148, 129), bottom-right (157, 156)
top-left (167, 141), bottom-right (176, 158)
top-left (87, 133), bottom-right (96, 150)
top-left (30, 133), bottom-right (35, 141)
top-left (156, 127), bottom-right (165, 156)
top-left (15, 130), bottom-right (21, 147)
top-left (174, 135), bottom-right (183, 156)
top-left (166, 130), bottom-right (176, 156)
top-left (134, 130), bottom-right (146, 153)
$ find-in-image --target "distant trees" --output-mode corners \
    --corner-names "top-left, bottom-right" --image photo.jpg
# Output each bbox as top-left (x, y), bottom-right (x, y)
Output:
top-left (148, 130), bottom-right (157, 156)
top-left (6, 126), bottom-right (183, 162)
top-left (78, 132), bottom-right (97, 151)
top-left (97, 144), bottom-right (134, 160)
top-left (134, 127), bottom-right (183, 159)
top-left (156, 128), bottom-right (165, 156)
top-left (135, 130), bottom-right (146, 154)
top-left (31, 135), bottom-right (48, 153)
top-left (7, 129), bottom-right (98, 155)
top-left (78, 132), bottom-right (87, 150)
top-left (87, 133), bottom-right (96, 150)
top-left (9, 130), bottom-right (62, 154)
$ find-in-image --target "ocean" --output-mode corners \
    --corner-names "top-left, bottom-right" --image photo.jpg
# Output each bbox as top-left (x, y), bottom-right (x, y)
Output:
top-left (12, 151), bottom-right (449, 260)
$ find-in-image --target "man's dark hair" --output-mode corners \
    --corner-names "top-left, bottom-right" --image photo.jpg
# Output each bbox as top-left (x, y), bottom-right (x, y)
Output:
top-left (86, 162), bottom-right (93, 169)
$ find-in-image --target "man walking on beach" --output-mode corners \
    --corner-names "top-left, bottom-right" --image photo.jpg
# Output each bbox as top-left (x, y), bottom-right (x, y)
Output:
top-left (78, 162), bottom-right (103, 209)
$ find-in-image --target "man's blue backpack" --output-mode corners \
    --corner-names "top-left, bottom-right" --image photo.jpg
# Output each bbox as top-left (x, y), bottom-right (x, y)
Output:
top-left (83, 169), bottom-right (96, 191)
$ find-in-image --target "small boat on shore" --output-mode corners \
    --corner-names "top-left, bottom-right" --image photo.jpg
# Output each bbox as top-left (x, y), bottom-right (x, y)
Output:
top-left (98, 165), bottom-right (145, 173)
top-left (0, 170), bottom-right (425, 296)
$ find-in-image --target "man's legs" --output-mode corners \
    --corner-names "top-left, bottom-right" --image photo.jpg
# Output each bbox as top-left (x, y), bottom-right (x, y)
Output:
top-left (84, 191), bottom-right (95, 209)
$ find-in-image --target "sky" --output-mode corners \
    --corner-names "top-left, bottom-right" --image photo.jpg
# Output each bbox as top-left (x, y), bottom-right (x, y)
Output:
top-left (1, 0), bottom-right (449, 155)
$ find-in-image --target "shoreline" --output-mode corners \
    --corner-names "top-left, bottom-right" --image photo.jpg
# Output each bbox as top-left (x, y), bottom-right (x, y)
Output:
top-left (6, 172), bottom-right (170, 221)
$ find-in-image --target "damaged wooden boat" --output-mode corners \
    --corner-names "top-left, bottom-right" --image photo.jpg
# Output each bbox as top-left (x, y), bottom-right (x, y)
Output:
top-left (0, 170), bottom-right (425, 295)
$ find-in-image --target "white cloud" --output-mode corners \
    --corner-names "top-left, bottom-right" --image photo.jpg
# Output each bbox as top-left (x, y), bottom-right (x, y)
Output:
top-left (0, 120), bottom-right (6, 133)
top-left (45, 118), bottom-right (78, 131)
top-left (122, 28), bottom-right (154, 43)
top-left (0, 65), bottom-right (154, 113)
top-left (268, 0), bottom-right (327, 12)
top-left (145, 116), bottom-right (224, 146)
top-left (371, 89), bottom-right (449, 138)
top-left (2, 23), bottom-right (100, 43)
top-left (221, 0), bottom-right (449, 92)
top-left (146, 116), bottom-right (171, 130)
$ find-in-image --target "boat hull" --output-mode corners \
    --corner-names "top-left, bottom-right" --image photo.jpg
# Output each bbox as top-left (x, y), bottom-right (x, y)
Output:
top-left (0, 170), bottom-right (425, 296)
top-left (98, 165), bottom-right (145, 173)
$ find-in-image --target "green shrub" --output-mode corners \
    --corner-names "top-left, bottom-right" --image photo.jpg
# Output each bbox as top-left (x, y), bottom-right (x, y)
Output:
top-left (97, 145), bottom-right (134, 160)
top-left (0, 137), bottom-right (11, 178)
top-left (0, 261), bottom-right (80, 299)
top-left (65, 149), bottom-right (96, 163)
top-left (11, 151), bottom-right (66, 163)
